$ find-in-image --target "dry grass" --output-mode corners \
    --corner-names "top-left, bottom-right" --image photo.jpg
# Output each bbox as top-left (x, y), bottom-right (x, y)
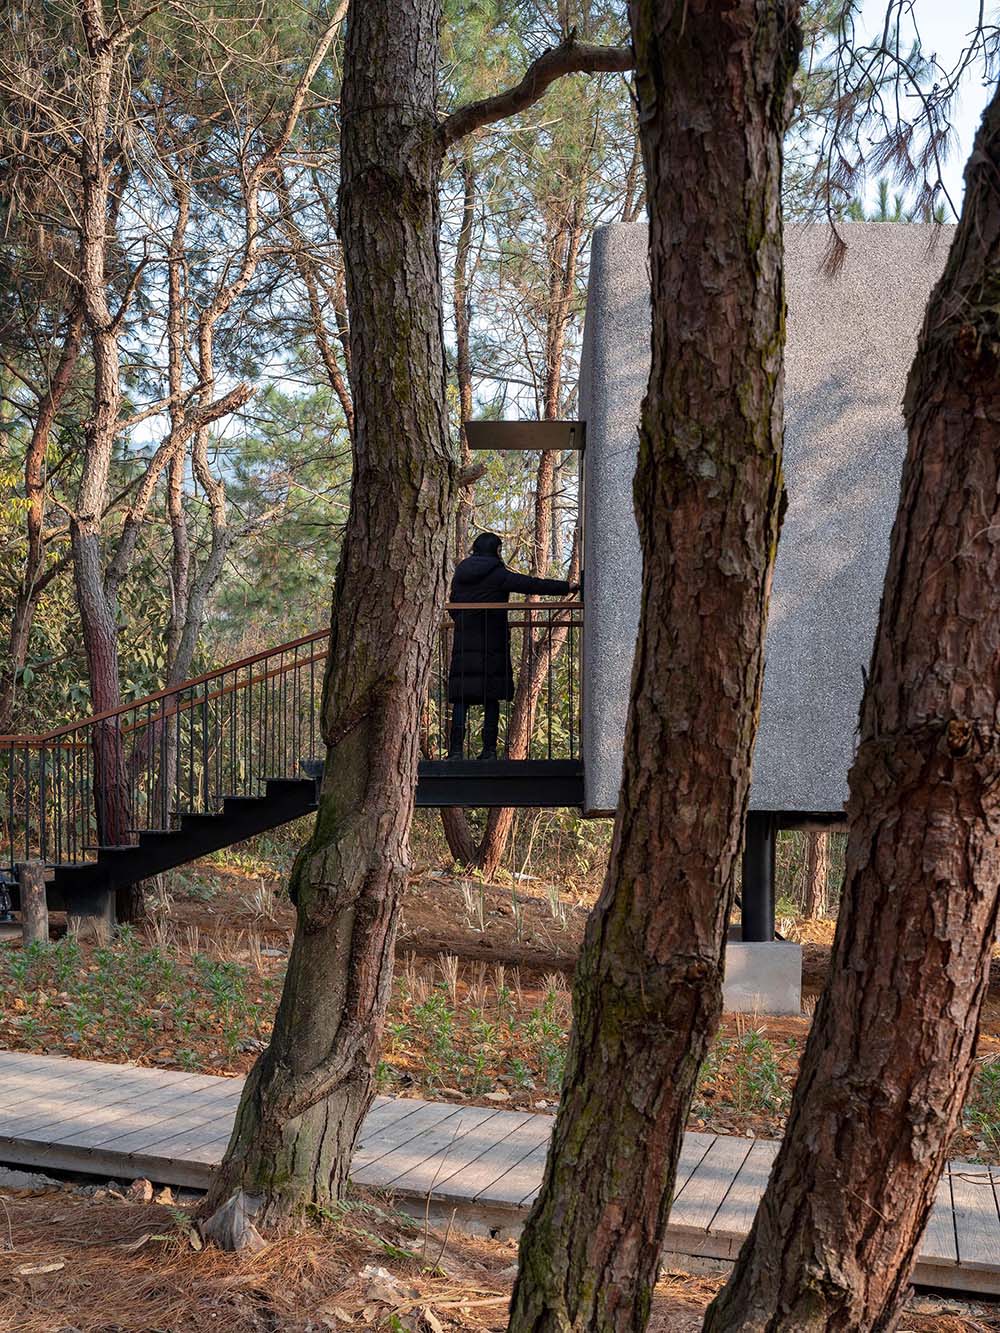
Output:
top-left (0, 1189), bottom-right (515, 1333)
top-left (2, 1189), bottom-right (997, 1333)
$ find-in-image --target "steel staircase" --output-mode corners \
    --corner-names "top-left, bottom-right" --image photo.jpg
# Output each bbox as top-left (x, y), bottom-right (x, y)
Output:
top-left (1, 604), bottom-right (584, 920)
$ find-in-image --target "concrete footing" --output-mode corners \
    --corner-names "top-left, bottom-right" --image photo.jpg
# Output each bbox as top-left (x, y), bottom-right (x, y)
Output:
top-left (723, 940), bottom-right (802, 1016)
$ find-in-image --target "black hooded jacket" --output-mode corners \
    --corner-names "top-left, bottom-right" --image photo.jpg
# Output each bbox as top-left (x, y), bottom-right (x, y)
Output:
top-left (447, 535), bottom-right (571, 703)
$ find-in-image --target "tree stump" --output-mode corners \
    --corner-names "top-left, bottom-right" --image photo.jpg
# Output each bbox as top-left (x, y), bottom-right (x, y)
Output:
top-left (18, 862), bottom-right (49, 946)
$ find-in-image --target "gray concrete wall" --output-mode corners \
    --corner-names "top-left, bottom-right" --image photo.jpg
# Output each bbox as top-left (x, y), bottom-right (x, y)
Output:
top-left (581, 221), bottom-right (951, 816)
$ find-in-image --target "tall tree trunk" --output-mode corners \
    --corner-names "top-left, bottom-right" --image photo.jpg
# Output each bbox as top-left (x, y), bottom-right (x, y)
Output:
top-left (203, 0), bottom-right (456, 1226)
top-left (705, 77), bottom-right (1000, 1333)
top-left (73, 2), bottom-right (130, 871)
top-left (508, 3), bottom-right (801, 1329)
top-left (802, 829), bottom-right (828, 918)
top-left (0, 306), bottom-right (83, 731)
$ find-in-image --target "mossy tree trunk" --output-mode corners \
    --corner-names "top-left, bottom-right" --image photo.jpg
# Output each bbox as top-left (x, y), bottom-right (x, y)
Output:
top-left (204, 0), bottom-right (456, 1226)
top-left (705, 77), bottom-right (1000, 1333)
top-left (507, 3), bottom-right (801, 1329)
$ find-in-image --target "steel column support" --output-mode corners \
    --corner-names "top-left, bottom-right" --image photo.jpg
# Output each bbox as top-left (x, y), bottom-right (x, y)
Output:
top-left (741, 810), bottom-right (776, 942)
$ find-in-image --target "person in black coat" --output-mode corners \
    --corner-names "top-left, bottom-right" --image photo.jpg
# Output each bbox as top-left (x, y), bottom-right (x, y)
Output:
top-left (446, 531), bottom-right (576, 760)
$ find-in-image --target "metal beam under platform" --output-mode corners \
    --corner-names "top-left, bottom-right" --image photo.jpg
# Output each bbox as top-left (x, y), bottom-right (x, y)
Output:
top-left (416, 759), bottom-right (584, 808)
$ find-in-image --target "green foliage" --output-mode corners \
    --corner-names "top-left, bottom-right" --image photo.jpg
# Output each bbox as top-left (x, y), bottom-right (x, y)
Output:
top-left (214, 386), bottom-right (351, 641)
top-left (964, 1057), bottom-right (1000, 1160)
top-left (385, 974), bottom-right (571, 1095)
top-left (0, 929), bottom-right (273, 1063)
top-left (695, 1027), bottom-right (792, 1118)
top-left (846, 177), bottom-right (948, 224)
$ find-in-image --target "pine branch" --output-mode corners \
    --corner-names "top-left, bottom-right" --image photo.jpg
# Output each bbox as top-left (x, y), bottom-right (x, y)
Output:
top-left (437, 36), bottom-right (634, 150)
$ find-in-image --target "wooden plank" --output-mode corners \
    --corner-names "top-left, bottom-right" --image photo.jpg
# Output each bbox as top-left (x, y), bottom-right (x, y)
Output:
top-left (0, 1068), bottom-right (186, 1135)
top-left (3, 1051), bottom-right (1000, 1303)
top-left (674, 1132), bottom-right (717, 1197)
top-left (7, 1071), bottom-right (216, 1143)
top-left (913, 1255), bottom-right (1000, 1297)
top-left (352, 1101), bottom-right (462, 1171)
top-left (0, 1051), bottom-right (224, 1091)
top-left (119, 1099), bottom-right (242, 1159)
top-left (473, 1116), bottom-right (556, 1206)
top-left (493, 1138), bottom-right (550, 1207)
top-left (0, 1063), bottom-right (210, 1129)
top-left (178, 1135), bottom-right (232, 1166)
top-left (74, 1080), bottom-right (243, 1153)
top-left (0, 1059), bottom-right (139, 1111)
top-left (175, 1095), bottom-right (415, 1168)
top-left (357, 1105), bottom-right (502, 1190)
top-left (433, 1114), bottom-right (553, 1204)
top-left (669, 1135), bottom-right (754, 1234)
top-left (920, 1171), bottom-right (959, 1267)
top-left (355, 1096), bottom-right (432, 1148)
top-left (126, 1093), bottom-right (413, 1170)
top-left (0, 1050), bottom-right (72, 1075)
top-left (707, 1137), bottom-right (778, 1240)
top-left (950, 1164), bottom-right (1000, 1271)
top-left (385, 1112), bottom-right (536, 1197)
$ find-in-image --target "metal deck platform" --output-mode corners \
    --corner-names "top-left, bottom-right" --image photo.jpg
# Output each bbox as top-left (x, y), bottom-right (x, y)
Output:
top-left (1, 1051), bottom-right (997, 1295)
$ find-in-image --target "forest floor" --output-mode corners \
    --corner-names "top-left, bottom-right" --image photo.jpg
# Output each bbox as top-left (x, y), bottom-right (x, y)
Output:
top-left (4, 854), bottom-right (1000, 1162)
top-left (5, 854), bottom-right (1000, 1329)
top-left (1, 1180), bottom-right (999, 1333)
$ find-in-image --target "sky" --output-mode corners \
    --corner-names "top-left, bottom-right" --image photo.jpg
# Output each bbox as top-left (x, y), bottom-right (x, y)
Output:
top-left (858, 0), bottom-right (995, 213)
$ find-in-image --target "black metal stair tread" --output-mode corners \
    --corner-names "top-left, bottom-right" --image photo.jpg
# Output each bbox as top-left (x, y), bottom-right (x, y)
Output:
top-left (138, 828), bottom-right (184, 841)
top-left (417, 757), bottom-right (582, 772)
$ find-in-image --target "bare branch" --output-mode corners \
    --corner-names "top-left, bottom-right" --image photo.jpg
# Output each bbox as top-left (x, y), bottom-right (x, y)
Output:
top-left (458, 461), bottom-right (487, 488)
top-left (437, 36), bottom-right (634, 150)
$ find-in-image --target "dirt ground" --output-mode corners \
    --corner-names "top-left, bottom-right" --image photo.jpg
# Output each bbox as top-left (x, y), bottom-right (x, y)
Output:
top-left (0, 1185), bottom-right (997, 1333)
top-left (5, 859), bottom-right (1000, 1160)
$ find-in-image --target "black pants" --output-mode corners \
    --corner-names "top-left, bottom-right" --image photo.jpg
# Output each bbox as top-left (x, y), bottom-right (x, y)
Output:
top-left (449, 699), bottom-right (500, 756)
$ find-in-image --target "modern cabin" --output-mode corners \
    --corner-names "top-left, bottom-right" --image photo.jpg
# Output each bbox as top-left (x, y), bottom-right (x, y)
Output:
top-left (578, 220), bottom-right (950, 962)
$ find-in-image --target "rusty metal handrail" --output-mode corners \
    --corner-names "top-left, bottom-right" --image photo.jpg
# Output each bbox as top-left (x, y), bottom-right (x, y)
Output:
top-left (1, 601), bottom-right (582, 745)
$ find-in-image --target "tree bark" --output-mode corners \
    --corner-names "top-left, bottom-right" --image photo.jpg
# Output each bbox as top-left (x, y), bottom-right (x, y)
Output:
top-left (203, 0), bottom-right (456, 1226)
top-left (802, 829), bottom-right (828, 918)
top-left (453, 146), bottom-right (477, 554)
top-left (18, 862), bottom-right (49, 947)
top-left (507, 3), bottom-right (801, 1329)
top-left (73, 3), bottom-right (130, 883)
top-left (705, 77), bottom-right (1000, 1333)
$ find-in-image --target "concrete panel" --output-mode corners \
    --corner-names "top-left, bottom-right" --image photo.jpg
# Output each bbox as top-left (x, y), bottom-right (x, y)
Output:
top-left (581, 225), bottom-right (648, 815)
top-left (581, 221), bottom-right (951, 815)
top-left (723, 942), bottom-right (802, 1017)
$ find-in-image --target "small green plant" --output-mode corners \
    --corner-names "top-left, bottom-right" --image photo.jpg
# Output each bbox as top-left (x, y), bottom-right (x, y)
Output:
top-left (965, 1056), bottom-right (1000, 1158)
top-left (730, 1028), bottom-right (786, 1113)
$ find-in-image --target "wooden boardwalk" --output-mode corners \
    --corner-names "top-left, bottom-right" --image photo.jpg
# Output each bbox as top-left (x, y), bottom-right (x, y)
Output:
top-left (1, 1051), bottom-right (999, 1295)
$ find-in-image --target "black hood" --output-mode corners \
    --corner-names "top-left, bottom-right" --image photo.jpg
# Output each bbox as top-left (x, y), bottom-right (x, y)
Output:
top-left (471, 532), bottom-right (502, 558)
top-left (453, 553), bottom-right (502, 586)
